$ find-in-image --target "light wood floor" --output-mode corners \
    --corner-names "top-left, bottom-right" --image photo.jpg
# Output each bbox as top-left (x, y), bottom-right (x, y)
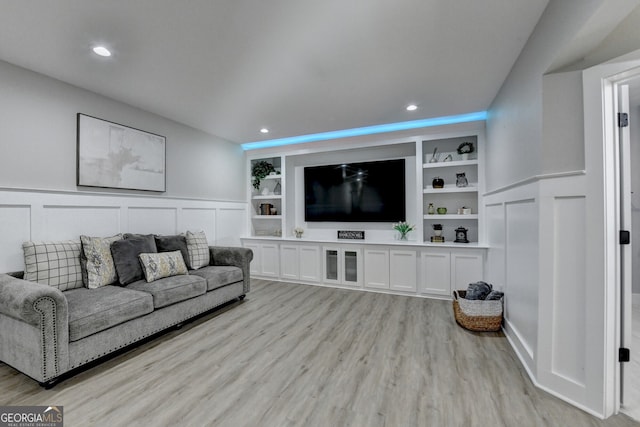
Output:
top-left (2, 280), bottom-right (639, 426)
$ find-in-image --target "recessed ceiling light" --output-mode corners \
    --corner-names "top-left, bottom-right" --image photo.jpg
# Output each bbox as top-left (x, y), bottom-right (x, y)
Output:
top-left (406, 104), bottom-right (418, 111)
top-left (92, 46), bottom-right (112, 57)
top-left (260, 128), bottom-right (269, 134)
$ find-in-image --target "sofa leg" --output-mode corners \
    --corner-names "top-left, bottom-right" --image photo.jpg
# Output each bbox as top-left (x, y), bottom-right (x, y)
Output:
top-left (174, 323), bottom-right (184, 330)
top-left (40, 378), bottom-right (59, 389)
top-left (238, 294), bottom-right (246, 301)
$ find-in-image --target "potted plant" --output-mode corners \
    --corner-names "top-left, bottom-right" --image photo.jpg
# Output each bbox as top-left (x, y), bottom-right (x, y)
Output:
top-left (457, 142), bottom-right (475, 160)
top-left (252, 161), bottom-right (276, 190)
top-left (392, 221), bottom-right (416, 240)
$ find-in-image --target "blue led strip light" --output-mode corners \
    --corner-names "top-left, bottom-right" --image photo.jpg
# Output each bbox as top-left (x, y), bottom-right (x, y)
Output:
top-left (242, 111), bottom-right (487, 150)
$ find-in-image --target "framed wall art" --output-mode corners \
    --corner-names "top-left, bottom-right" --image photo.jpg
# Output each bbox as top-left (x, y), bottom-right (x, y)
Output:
top-left (77, 113), bottom-right (166, 192)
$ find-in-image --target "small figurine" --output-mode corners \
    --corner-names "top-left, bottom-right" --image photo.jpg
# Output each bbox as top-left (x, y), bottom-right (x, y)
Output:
top-left (455, 172), bottom-right (468, 188)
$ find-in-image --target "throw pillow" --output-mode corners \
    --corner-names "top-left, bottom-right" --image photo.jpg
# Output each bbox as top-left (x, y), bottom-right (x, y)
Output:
top-left (111, 235), bottom-right (158, 285)
top-left (155, 234), bottom-right (191, 270)
top-left (485, 290), bottom-right (504, 300)
top-left (139, 251), bottom-right (189, 283)
top-left (22, 240), bottom-right (84, 291)
top-left (185, 230), bottom-right (210, 270)
top-left (80, 234), bottom-right (123, 289)
top-left (465, 281), bottom-right (493, 300)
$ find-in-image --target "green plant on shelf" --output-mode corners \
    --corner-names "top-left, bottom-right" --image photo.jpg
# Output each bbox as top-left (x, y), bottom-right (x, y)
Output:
top-left (252, 161), bottom-right (276, 190)
top-left (392, 221), bottom-right (416, 240)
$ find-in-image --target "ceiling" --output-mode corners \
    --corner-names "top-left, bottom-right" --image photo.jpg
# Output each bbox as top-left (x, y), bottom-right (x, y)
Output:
top-left (0, 1), bottom-right (550, 143)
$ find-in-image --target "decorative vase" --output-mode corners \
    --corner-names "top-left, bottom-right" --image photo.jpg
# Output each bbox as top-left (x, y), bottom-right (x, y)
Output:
top-left (461, 153), bottom-right (470, 161)
top-left (432, 177), bottom-right (444, 189)
top-left (427, 203), bottom-right (435, 215)
top-left (398, 231), bottom-right (408, 240)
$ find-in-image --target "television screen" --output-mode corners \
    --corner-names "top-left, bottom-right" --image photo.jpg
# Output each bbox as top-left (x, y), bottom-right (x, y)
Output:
top-left (304, 159), bottom-right (406, 222)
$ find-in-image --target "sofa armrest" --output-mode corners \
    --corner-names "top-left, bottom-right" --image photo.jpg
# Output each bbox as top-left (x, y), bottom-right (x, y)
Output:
top-left (208, 246), bottom-right (253, 294)
top-left (0, 274), bottom-right (69, 382)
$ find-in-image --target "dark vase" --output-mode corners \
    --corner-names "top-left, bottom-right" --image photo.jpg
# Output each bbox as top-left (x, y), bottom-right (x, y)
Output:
top-left (432, 177), bottom-right (444, 189)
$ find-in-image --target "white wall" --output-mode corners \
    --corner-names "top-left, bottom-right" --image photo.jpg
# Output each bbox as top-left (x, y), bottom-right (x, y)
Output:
top-left (632, 105), bottom-right (640, 294)
top-left (0, 59), bottom-right (245, 201)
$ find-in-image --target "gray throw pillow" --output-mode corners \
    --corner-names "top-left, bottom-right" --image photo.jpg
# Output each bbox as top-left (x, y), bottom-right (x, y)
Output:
top-left (155, 235), bottom-right (191, 270)
top-left (465, 281), bottom-right (493, 300)
top-left (485, 290), bottom-right (504, 300)
top-left (111, 235), bottom-right (158, 285)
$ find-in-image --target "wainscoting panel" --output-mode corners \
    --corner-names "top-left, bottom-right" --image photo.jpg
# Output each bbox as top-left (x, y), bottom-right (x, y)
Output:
top-left (128, 207), bottom-right (178, 236)
top-left (483, 180), bottom-right (539, 375)
top-left (550, 196), bottom-right (587, 386)
top-left (485, 203), bottom-right (505, 292)
top-left (182, 208), bottom-right (217, 242)
top-left (42, 205), bottom-right (121, 241)
top-left (0, 205), bottom-right (31, 272)
top-left (216, 208), bottom-right (248, 246)
top-left (505, 199), bottom-right (539, 362)
top-left (0, 188), bottom-right (247, 272)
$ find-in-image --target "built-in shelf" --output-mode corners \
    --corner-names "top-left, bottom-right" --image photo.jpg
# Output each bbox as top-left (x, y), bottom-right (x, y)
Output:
top-left (252, 195), bottom-right (282, 200)
top-left (423, 214), bottom-right (478, 220)
top-left (423, 159), bottom-right (478, 169)
top-left (423, 185), bottom-right (477, 194)
top-left (252, 215), bottom-right (283, 219)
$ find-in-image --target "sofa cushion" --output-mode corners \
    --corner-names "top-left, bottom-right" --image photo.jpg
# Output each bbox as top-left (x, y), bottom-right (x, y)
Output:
top-left (139, 251), bottom-right (188, 282)
top-left (185, 230), bottom-right (210, 270)
top-left (65, 285), bottom-right (154, 342)
top-left (80, 234), bottom-right (123, 289)
top-left (22, 240), bottom-right (84, 291)
top-left (190, 265), bottom-right (243, 291)
top-left (111, 235), bottom-right (157, 285)
top-left (155, 235), bottom-right (191, 270)
top-left (127, 275), bottom-right (206, 308)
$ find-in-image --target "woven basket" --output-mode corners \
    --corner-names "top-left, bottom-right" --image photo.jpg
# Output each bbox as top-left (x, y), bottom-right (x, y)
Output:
top-left (452, 290), bottom-right (503, 332)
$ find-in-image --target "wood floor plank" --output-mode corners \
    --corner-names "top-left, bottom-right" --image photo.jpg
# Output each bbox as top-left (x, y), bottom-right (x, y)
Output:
top-left (1, 279), bottom-right (638, 426)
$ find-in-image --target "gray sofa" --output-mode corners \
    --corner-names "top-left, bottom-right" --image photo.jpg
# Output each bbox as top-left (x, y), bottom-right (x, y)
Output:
top-left (0, 245), bottom-right (252, 387)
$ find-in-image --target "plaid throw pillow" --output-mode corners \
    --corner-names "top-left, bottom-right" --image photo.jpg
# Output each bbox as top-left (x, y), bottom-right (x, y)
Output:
top-left (185, 230), bottom-right (210, 270)
top-left (23, 240), bottom-right (84, 291)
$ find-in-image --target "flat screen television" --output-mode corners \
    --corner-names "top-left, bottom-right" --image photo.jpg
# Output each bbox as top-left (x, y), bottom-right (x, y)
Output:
top-left (304, 159), bottom-right (406, 222)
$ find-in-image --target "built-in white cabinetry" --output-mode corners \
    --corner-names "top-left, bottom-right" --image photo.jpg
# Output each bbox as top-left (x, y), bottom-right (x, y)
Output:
top-left (451, 252), bottom-right (484, 291)
top-left (364, 249), bottom-right (390, 289)
top-left (249, 156), bottom-right (284, 238)
top-left (421, 135), bottom-right (483, 244)
top-left (280, 244), bottom-right (322, 282)
top-left (390, 250), bottom-right (417, 292)
top-left (323, 246), bottom-right (362, 287)
top-left (245, 241), bottom-right (280, 278)
top-left (420, 251), bottom-right (451, 296)
top-left (298, 246), bottom-right (322, 282)
top-left (243, 238), bottom-right (486, 299)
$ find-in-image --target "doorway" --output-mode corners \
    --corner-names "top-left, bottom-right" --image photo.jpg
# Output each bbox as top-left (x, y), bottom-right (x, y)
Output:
top-left (620, 77), bottom-right (640, 422)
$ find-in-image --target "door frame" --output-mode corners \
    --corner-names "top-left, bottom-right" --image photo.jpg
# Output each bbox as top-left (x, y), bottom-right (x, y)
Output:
top-left (583, 51), bottom-right (640, 418)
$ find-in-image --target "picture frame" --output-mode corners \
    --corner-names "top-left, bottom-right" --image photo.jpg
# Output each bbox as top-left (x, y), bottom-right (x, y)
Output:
top-left (77, 113), bottom-right (166, 192)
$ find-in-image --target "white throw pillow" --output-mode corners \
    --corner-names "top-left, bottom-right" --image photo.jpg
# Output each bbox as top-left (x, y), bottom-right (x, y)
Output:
top-left (80, 234), bottom-right (123, 288)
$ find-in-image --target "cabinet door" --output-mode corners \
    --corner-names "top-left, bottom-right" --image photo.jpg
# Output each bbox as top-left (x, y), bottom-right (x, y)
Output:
top-left (342, 248), bottom-right (362, 287)
top-left (390, 250), bottom-right (417, 292)
top-left (280, 245), bottom-right (299, 280)
top-left (260, 243), bottom-right (280, 277)
top-left (323, 246), bottom-right (342, 285)
top-left (451, 252), bottom-right (484, 292)
top-left (420, 251), bottom-right (451, 296)
top-left (364, 249), bottom-right (390, 289)
top-left (244, 242), bottom-right (261, 276)
top-left (299, 245), bottom-right (321, 282)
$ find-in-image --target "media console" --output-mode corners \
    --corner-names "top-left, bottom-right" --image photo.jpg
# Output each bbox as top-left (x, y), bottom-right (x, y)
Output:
top-left (242, 237), bottom-right (487, 299)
